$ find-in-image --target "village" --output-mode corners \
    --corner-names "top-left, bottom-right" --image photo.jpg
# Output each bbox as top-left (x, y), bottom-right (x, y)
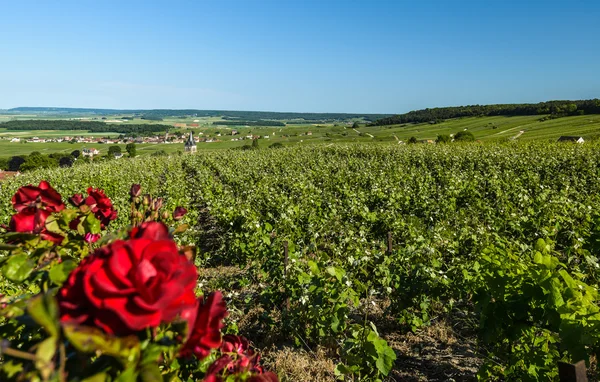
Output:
top-left (0, 127), bottom-right (316, 154)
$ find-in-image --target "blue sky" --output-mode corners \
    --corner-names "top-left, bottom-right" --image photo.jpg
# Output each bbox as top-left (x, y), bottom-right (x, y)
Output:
top-left (0, 0), bottom-right (599, 113)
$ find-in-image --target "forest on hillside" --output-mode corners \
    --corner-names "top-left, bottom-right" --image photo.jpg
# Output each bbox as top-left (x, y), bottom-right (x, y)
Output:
top-left (0, 120), bottom-right (171, 135)
top-left (373, 99), bottom-right (600, 125)
top-left (213, 120), bottom-right (286, 127)
top-left (5, 107), bottom-right (390, 122)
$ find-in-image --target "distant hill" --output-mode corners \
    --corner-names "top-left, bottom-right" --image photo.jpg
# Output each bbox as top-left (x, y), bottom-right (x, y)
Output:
top-left (3, 107), bottom-right (391, 122)
top-left (373, 99), bottom-right (600, 125)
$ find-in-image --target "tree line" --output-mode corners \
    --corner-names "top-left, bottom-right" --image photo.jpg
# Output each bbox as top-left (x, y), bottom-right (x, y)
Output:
top-left (0, 144), bottom-right (138, 172)
top-left (372, 99), bottom-right (600, 126)
top-left (0, 120), bottom-right (172, 135)
top-left (5, 107), bottom-right (391, 122)
top-left (213, 120), bottom-right (286, 127)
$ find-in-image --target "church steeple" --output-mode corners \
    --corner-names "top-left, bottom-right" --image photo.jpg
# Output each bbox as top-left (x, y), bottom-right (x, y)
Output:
top-left (184, 131), bottom-right (197, 152)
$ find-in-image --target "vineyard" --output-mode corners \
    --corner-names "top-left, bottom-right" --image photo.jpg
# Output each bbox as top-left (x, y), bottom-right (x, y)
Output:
top-left (1, 142), bottom-right (600, 380)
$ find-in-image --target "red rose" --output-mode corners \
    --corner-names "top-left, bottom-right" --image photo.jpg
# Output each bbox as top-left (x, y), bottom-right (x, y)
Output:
top-left (130, 221), bottom-right (171, 241)
top-left (69, 193), bottom-right (85, 207)
top-left (84, 187), bottom-right (117, 228)
top-left (180, 292), bottom-right (228, 360)
top-left (58, 223), bottom-right (197, 335)
top-left (9, 207), bottom-right (63, 244)
top-left (11, 180), bottom-right (64, 213)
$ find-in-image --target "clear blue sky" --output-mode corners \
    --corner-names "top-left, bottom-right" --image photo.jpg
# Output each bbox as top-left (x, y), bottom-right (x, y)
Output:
top-left (1, 0), bottom-right (599, 113)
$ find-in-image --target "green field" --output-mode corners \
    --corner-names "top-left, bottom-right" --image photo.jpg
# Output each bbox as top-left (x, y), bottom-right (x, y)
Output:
top-left (1, 114), bottom-right (600, 161)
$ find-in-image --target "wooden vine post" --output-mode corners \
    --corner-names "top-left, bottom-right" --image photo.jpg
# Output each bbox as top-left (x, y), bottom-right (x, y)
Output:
top-left (387, 232), bottom-right (393, 256)
top-left (558, 361), bottom-right (587, 382)
top-left (283, 240), bottom-right (290, 310)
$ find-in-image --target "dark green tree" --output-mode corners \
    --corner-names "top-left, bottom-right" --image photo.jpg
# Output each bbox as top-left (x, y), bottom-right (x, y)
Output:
top-left (108, 145), bottom-right (122, 158)
top-left (408, 136), bottom-right (418, 144)
top-left (436, 134), bottom-right (451, 143)
top-left (8, 156), bottom-right (26, 171)
top-left (454, 131), bottom-right (475, 142)
top-left (252, 139), bottom-right (259, 149)
top-left (20, 154), bottom-right (58, 172)
top-left (59, 156), bottom-right (74, 167)
top-left (71, 150), bottom-right (81, 158)
top-left (126, 143), bottom-right (137, 157)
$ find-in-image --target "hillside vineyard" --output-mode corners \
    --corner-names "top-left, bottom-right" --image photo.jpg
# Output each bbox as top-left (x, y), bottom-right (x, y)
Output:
top-left (1, 142), bottom-right (600, 379)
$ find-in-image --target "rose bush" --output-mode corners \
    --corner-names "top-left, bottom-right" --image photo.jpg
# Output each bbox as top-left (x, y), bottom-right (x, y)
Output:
top-left (0, 182), bottom-right (276, 381)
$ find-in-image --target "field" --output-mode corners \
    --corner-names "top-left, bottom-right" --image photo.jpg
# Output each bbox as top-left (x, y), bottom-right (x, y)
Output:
top-left (1, 114), bottom-right (600, 162)
top-left (2, 142), bottom-right (600, 380)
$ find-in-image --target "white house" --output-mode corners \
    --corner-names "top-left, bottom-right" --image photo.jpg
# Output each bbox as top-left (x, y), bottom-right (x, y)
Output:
top-left (82, 148), bottom-right (100, 157)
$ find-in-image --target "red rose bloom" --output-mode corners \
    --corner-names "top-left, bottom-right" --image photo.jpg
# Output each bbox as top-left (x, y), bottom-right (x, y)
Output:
top-left (9, 181), bottom-right (65, 244)
top-left (180, 292), bottom-right (228, 360)
top-left (84, 187), bottom-right (117, 228)
top-left (11, 180), bottom-right (64, 213)
top-left (130, 221), bottom-right (171, 241)
top-left (9, 207), bottom-right (63, 244)
top-left (69, 193), bottom-right (85, 207)
top-left (58, 222), bottom-right (197, 335)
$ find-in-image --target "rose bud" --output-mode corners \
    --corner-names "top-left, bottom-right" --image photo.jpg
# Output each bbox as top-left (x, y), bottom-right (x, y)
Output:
top-left (151, 197), bottom-right (164, 211)
top-left (69, 193), bottom-right (85, 207)
top-left (142, 194), bottom-right (151, 206)
top-left (173, 207), bottom-right (187, 221)
top-left (161, 211), bottom-right (170, 220)
top-left (130, 184), bottom-right (142, 198)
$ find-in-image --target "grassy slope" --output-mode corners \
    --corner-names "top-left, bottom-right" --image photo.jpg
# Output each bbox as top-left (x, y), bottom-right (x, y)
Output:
top-left (1, 115), bottom-right (599, 159)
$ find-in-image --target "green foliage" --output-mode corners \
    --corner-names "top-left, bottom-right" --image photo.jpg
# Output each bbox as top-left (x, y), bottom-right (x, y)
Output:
top-left (151, 150), bottom-right (168, 157)
top-left (471, 238), bottom-right (600, 380)
top-left (454, 130), bottom-right (475, 142)
top-left (126, 143), bottom-right (137, 157)
top-left (408, 136), bottom-right (418, 144)
top-left (0, 157), bottom-right (8, 171)
top-left (108, 145), bottom-right (122, 157)
top-left (19, 152), bottom-right (58, 172)
top-left (7, 156), bottom-right (25, 171)
top-left (336, 323), bottom-right (397, 380)
top-left (436, 134), bottom-right (451, 143)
